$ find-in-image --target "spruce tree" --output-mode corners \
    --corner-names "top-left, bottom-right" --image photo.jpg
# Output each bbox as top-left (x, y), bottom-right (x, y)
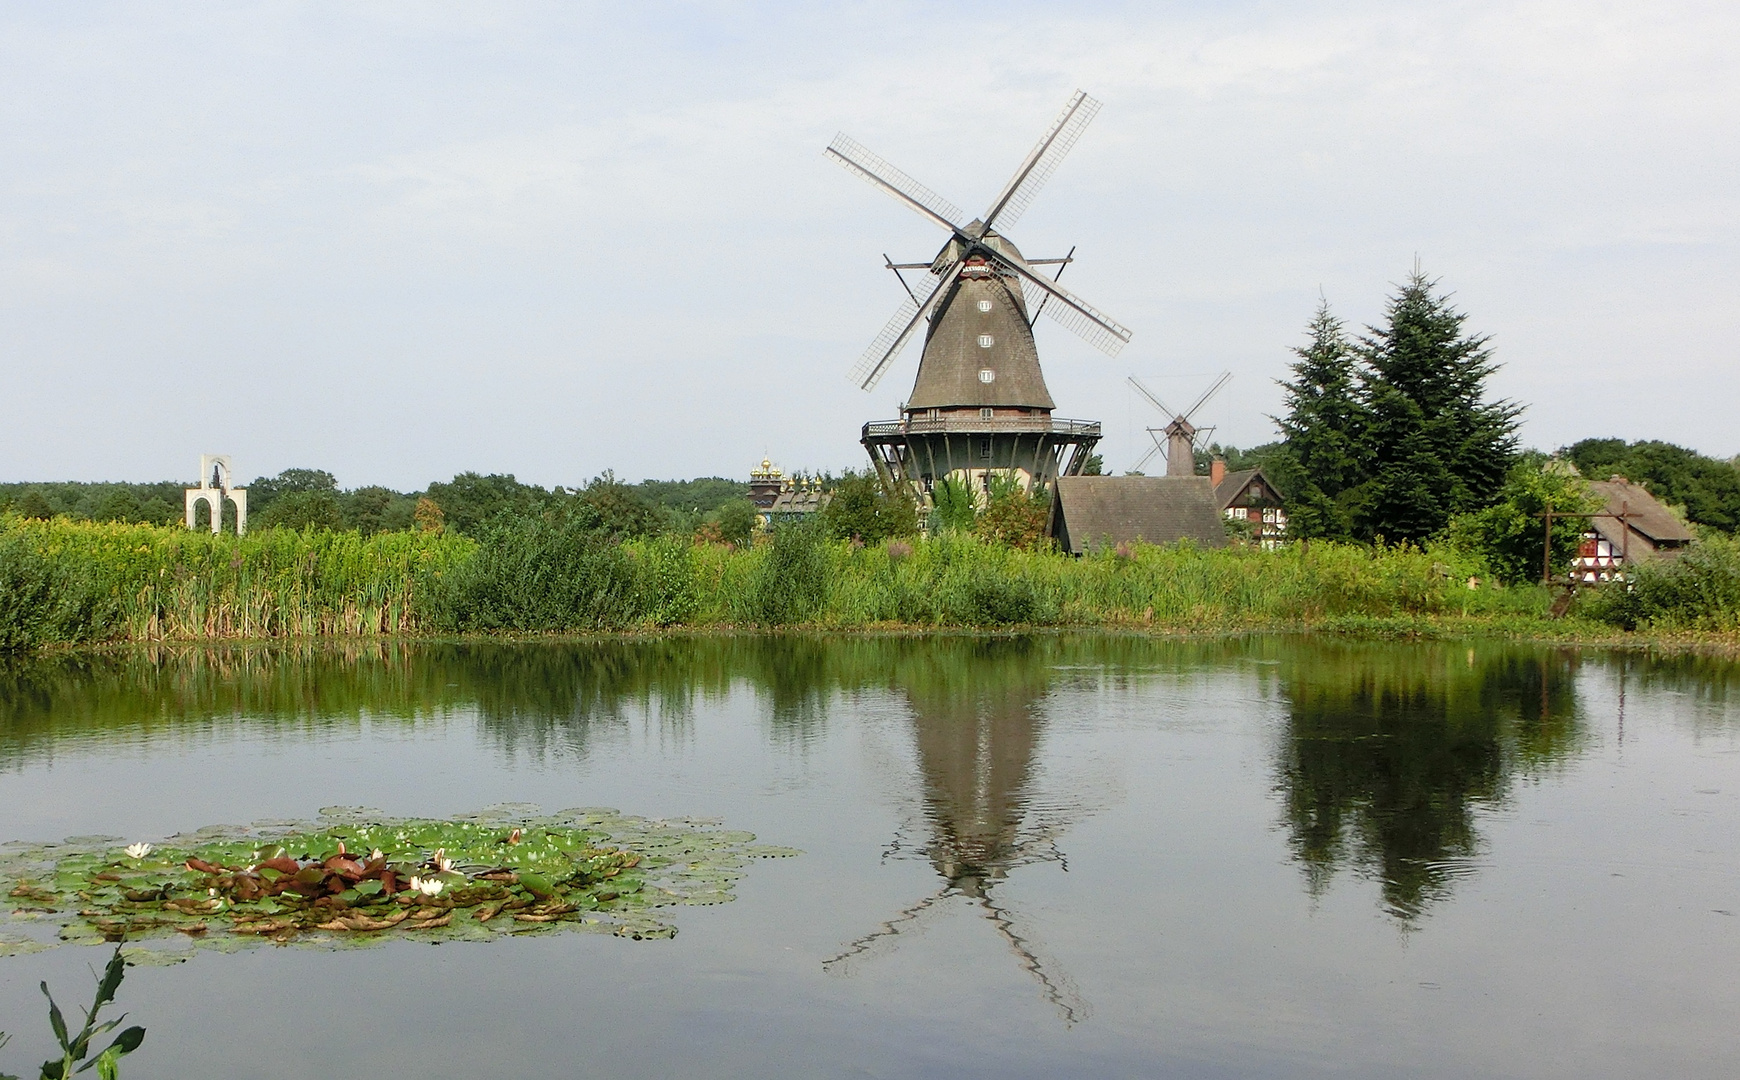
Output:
top-left (1353, 268), bottom-right (1519, 544)
top-left (1271, 299), bottom-right (1365, 540)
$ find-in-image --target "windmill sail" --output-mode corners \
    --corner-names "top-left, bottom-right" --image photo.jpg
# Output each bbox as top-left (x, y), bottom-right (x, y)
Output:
top-left (997, 252), bottom-right (1131, 356)
top-left (1126, 376), bottom-right (1176, 420)
top-left (826, 134), bottom-right (967, 234)
top-left (849, 259), bottom-right (963, 391)
top-left (1180, 371), bottom-right (1233, 421)
top-left (981, 91), bottom-right (1101, 234)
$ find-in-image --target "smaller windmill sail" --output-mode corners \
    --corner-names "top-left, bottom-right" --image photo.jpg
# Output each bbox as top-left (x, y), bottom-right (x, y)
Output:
top-left (1127, 375), bottom-right (1176, 421)
top-left (981, 91), bottom-right (1101, 234)
top-left (1127, 373), bottom-right (1231, 474)
top-left (1179, 371), bottom-right (1232, 422)
top-left (849, 258), bottom-right (964, 390)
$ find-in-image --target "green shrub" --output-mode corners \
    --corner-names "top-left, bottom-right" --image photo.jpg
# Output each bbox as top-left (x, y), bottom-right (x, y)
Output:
top-left (1444, 455), bottom-right (1598, 584)
top-left (953, 570), bottom-right (1049, 625)
top-left (629, 536), bottom-right (700, 627)
top-left (973, 475), bottom-right (1051, 550)
top-left (710, 499), bottom-right (760, 547)
top-left (739, 522), bottom-right (830, 626)
top-left (436, 516), bottom-right (641, 632)
top-left (821, 471), bottom-right (918, 543)
top-left (1583, 536), bottom-right (1740, 630)
top-left (928, 476), bottom-right (977, 534)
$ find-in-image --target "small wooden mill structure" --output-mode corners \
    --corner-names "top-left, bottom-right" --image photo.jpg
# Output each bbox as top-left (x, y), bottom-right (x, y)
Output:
top-left (827, 90), bottom-right (1133, 501)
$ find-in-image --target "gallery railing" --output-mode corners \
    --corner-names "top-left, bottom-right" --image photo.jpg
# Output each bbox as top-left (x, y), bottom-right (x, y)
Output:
top-left (862, 417), bottom-right (1101, 439)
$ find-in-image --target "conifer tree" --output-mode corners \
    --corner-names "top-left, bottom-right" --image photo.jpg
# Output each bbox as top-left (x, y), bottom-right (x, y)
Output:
top-left (1271, 299), bottom-right (1365, 540)
top-left (1353, 268), bottom-right (1519, 544)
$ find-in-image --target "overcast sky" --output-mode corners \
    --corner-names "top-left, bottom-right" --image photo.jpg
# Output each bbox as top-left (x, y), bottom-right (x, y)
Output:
top-left (2, 1), bottom-right (1735, 490)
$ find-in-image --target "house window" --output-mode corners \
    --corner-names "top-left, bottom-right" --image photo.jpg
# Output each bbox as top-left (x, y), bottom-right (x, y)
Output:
top-left (979, 438), bottom-right (992, 459)
top-left (980, 407), bottom-right (993, 420)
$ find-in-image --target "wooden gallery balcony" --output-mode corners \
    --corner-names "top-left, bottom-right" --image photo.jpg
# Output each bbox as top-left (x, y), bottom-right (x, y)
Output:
top-left (862, 416), bottom-right (1102, 439)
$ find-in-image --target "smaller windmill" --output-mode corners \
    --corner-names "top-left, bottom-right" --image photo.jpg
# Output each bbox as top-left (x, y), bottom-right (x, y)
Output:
top-left (1128, 373), bottom-right (1231, 476)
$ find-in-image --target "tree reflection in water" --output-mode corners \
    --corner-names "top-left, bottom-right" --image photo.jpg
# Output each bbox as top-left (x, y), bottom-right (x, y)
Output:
top-left (2, 635), bottom-right (1652, 934)
top-left (1274, 642), bottom-right (1585, 920)
top-left (822, 638), bottom-right (1088, 1025)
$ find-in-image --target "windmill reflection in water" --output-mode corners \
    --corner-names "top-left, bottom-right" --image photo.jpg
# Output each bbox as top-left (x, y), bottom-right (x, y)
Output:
top-left (824, 649), bottom-right (1090, 1025)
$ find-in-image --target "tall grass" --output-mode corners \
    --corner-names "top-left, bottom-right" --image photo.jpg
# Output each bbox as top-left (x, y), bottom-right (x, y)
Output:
top-left (3, 513), bottom-right (1565, 650)
top-left (0, 516), bottom-right (471, 649)
top-left (435, 516), bottom-right (696, 632)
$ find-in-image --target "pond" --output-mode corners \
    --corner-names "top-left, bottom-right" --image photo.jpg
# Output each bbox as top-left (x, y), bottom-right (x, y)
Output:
top-left (1, 635), bottom-right (1737, 1078)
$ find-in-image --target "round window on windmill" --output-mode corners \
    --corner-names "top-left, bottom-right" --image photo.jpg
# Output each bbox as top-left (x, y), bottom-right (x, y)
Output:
top-left (977, 300), bottom-right (993, 312)
top-left (977, 335), bottom-right (994, 348)
top-left (979, 369), bottom-right (995, 383)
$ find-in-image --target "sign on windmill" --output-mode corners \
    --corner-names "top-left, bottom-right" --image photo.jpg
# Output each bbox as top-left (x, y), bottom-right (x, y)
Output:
top-left (827, 90), bottom-right (1134, 498)
top-left (1128, 373), bottom-right (1231, 477)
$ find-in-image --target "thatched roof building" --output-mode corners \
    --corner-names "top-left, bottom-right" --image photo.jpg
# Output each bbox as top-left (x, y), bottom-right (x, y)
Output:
top-left (1576, 477), bottom-right (1694, 578)
top-left (1047, 476), bottom-right (1228, 554)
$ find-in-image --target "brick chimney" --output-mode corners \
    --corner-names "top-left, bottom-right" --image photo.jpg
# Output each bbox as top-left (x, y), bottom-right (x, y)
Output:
top-left (1210, 457), bottom-right (1227, 488)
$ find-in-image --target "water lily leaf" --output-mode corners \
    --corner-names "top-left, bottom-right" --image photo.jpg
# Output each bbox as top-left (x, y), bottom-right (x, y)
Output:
top-left (742, 845), bottom-right (804, 858)
top-left (117, 946), bottom-right (188, 967)
top-left (0, 806), bottom-right (793, 961)
top-left (0, 935), bottom-right (50, 957)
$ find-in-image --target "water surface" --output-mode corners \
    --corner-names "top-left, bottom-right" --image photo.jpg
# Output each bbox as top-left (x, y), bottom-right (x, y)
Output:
top-left (2, 635), bottom-right (1737, 1078)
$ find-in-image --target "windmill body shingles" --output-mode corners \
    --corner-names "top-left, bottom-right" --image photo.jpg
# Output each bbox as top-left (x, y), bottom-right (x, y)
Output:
top-left (1049, 476), bottom-right (1229, 554)
top-left (907, 236), bottom-right (1056, 412)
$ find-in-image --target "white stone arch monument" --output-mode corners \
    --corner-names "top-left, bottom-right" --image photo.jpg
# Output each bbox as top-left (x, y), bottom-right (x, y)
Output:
top-left (185, 454), bottom-right (248, 535)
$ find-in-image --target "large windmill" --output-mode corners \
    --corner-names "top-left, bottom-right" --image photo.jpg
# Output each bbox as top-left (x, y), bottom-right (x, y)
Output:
top-left (1128, 372), bottom-right (1230, 476)
top-left (828, 90), bottom-right (1132, 499)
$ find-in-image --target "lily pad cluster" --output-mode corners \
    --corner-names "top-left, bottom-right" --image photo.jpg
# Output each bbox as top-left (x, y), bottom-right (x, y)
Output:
top-left (0, 805), bottom-right (798, 960)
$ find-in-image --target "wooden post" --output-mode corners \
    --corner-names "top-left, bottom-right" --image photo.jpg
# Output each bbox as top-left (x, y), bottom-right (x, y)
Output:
top-left (1542, 504), bottom-right (1553, 583)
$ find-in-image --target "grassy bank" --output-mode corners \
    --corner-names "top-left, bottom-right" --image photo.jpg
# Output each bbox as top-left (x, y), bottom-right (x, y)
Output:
top-left (2, 515), bottom-right (1733, 651)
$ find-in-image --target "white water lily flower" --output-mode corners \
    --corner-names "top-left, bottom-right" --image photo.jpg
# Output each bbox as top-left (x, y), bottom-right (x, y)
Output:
top-left (432, 848), bottom-right (454, 873)
top-left (408, 876), bottom-right (444, 897)
top-left (369, 849), bottom-right (384, 862)
top-left (124, 843), bottom-right (153, 859)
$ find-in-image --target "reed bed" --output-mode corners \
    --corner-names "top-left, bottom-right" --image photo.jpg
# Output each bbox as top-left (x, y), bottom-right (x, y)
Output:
top-left (684, 531), bottom-right (1539, 631)
top-left (0, 517), bottom-right (472, 648)
top-left (3, 515), bottom-right (1564, 650)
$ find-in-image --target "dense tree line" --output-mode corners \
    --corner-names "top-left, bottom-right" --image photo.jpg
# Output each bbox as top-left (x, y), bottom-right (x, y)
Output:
top-left (0, 470), bottom-right (758, 540)
top-left (0, 482), bottom-right (187, 526)
top-left (1561, 439), bottom-right (1740, 533)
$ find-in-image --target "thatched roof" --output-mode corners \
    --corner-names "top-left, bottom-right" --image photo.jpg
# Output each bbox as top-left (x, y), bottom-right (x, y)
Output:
top-left (1586, 477), bottom-right (1693, 556)
top-left (907, 233), bottom-right (1056, 411)
top-left (1049, 476), bottom-right (1228, 554)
